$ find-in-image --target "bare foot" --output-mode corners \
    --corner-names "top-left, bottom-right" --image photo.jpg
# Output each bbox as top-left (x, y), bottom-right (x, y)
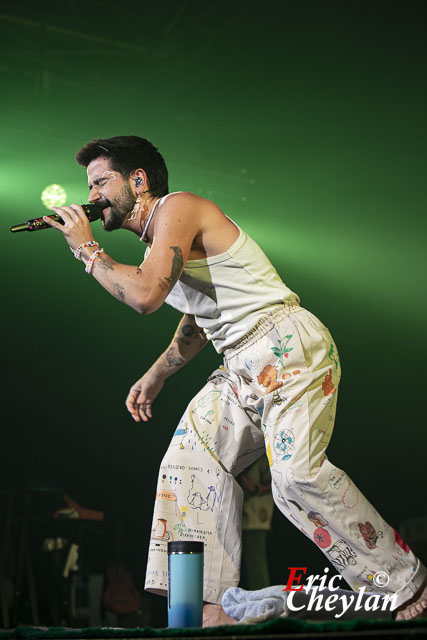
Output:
top-left (203, 603), bottom-right (237, 627)
top-left (396, 577), bottom-right (427, 620)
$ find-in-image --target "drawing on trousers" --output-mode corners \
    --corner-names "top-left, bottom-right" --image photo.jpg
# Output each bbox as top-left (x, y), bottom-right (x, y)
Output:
top-left (214, 467), bottom-right (223, 504)
top-left (198, 429), bottom-right (218, 456)
top-left (194, 389), bottom-right (222, 409)
top-left (273, 429), bottom-right (295, 461)
top-left (187, 474), bottom-right (219, 511)
top-left (342, 482), bottom-right (359, 509)
top-left (282, 369), bottom-right (301, 381)
top-left (264, 432), bottom-right (273, 466)
top-left (172, 421), bottom-right (188, 449)
top-left (244, 354), bottom-right (259, 370)
top-left (200, 409), bottom-right (215, 425)
top-left (327, 539), bottom-right (358, 571)
top-left (154, 487), bottom-right (191, 537)
top-left (178, 505), bottom-right (188, 519)
top-left (328, 342), bottom-right (340, 371)
top-left (152, 517), bottom-right (173, 541)
top-left (307, 510), bottom-right (329, 527)
top-left (257, 364), bottom-right (283, 393)
top-left (356, 569), bottom-right (382, 589)
top-left (328, 468), bottom-right (346, 490)
top-left (313, 527), bottom-right (332, 548)
top-left (288, 499), bottom-right (304, 512)
top-left (244, 393), bottom-right (259, 403)
top-left (358, 521), bottom-right (384, 550)
top-left (272, 390), bottom-right (284, 405)
top-left (257, 364), bottom-right (302, 396)
top-left (322, 368), bottom-right (337, 396)
top-left (394, 529), bottom-right (411, 553)
top-left (270, 332), bottom-right (294, 367)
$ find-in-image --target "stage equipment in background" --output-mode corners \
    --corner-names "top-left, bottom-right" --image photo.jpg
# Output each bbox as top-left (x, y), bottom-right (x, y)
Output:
top-left (0, 488), bottom-right (106, 628)
top-left (9, 203), bottom-right (103, 233)
top-left (103, 518), bottom-right (142, 617)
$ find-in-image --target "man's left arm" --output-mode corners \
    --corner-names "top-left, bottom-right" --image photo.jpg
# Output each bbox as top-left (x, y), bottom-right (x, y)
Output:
top-left (45, 195), bottom-right (199, 314)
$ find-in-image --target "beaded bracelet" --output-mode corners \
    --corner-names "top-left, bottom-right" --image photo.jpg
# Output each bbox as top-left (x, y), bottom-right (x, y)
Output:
top-left (71, 241), bottom-right (99, 260)
top-left (85, 248), bottom-right (104, 274)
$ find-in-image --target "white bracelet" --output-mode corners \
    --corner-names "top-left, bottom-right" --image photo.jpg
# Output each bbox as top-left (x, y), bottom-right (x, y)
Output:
top-left (71, 241), bottom-right (99, 260)
top-left (85, 248), bottom-right (104, 274)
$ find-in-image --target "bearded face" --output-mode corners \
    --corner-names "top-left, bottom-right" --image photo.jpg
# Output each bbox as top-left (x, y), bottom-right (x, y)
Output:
top-left (87, 158), bottom-right (140, 232)
top-left (98, 180), bottom-right (136, 231)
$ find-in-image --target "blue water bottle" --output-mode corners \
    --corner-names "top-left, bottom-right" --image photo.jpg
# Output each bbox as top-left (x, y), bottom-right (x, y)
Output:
top-left (167, 541), bottom-right (204, 628)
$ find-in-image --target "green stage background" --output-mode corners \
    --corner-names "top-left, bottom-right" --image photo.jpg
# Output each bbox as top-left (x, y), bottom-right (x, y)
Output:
top-left (1, 0), bottom-right (426, 610)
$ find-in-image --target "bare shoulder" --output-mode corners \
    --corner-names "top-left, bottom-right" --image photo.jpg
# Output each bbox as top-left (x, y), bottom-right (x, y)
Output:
top-left (156, 191), bottom-right (223, 214)
top-left (154, 191), bottom-right (229, 230)
top-left (155, 192), bottom-right (239, 258)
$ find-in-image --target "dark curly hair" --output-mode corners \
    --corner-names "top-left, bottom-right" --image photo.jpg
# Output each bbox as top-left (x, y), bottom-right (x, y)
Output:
top-left (75, 135), bottom-right (169, 198)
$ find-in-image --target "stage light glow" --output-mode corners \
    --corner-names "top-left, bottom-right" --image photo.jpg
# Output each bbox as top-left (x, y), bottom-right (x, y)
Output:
top-left (41, 184), bottom-right (67, 209)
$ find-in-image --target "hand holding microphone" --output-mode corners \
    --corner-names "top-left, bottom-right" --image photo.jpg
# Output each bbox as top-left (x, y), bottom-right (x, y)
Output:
top-left (10, 202), bottom-right (103, 233)
top-left (11, 202), bottom-right (106, 274)
top-left (41, 203), bottom-right (98, 254)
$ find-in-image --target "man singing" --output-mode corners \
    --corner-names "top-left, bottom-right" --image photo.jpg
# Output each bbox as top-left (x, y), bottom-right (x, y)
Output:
top-left (44, 135), bottom-right (427, 625)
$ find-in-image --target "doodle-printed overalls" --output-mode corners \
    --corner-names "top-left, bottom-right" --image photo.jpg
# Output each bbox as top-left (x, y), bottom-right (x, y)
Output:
top-left (143, 209), bottom-right (426, 607)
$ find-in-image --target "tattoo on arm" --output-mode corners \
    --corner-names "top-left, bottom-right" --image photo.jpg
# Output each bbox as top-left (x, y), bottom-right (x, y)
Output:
top-left (177, 323), bottom-right (207, 346)
top-left (95, 254), bottom-right (116, 274)
top-left (182, 324), bottom-right (196, 338)
top-left (166, 346), bottom-right (185, 369)
top-left (158, 246), bottom-right (183, 293)
top-left (113, 283), bottom-right (125, 302)
top-left (177, 324), bottom-right (193, 345)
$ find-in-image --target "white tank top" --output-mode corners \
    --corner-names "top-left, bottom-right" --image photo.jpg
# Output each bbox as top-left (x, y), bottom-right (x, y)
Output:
top-left (143, 194), bottom-right (300, 353)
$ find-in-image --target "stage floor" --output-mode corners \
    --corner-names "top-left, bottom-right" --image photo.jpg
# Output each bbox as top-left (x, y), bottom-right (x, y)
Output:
top-left (1, 617), bottom-right (427, 640)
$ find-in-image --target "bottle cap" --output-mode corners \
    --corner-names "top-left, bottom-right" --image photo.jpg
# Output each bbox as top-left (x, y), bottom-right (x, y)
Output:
top-left (168, 541), bottom-right (204, 554)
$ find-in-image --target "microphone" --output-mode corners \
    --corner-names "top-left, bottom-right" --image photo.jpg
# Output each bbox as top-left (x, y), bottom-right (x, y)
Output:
top-left (10, 203), bottom-right (104, 233)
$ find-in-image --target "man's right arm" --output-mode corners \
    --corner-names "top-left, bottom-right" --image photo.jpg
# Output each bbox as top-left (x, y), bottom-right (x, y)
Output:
top-left (126, 314), bottom-right (208, 422)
